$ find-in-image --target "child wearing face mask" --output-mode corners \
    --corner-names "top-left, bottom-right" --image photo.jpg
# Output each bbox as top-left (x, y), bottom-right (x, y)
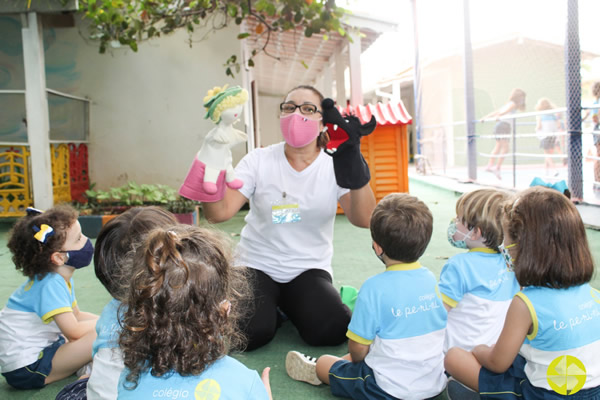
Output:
top-left (0, 206), bottom-right (98, 389)
top-left (440, 189), bottom-right (519, 355)
top-left (445, 187), bottom-right (600, 399)
top-left (286, 193), bottom-right (447, 400)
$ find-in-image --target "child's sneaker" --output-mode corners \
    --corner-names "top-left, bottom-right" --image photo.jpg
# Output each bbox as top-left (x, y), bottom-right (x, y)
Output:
top-left (446, 377), bottom-right (480, 400)
top-left (285, 351), bottom-right (321, 386)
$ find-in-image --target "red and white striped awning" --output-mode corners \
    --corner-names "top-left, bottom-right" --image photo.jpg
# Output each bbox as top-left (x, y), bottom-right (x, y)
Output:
top-left (337, 102), bottom-right (412, 126)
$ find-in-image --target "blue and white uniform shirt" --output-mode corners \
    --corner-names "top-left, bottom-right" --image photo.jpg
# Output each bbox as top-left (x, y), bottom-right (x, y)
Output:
top-left (439, 249), bottom-right (520, 352)
top-left (117, 356), bottom-right (269, 400)
top-left (347, 262), bottom-right (447, 400)
top-left (0, 272), bottom-right (76, 373)
top-left (518, 284), bottom-right (600, 391)
top-left (93, 298), bottom-right (122, 357)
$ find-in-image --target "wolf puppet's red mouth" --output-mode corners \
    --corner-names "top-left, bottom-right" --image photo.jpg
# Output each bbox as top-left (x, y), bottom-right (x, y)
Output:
top-left (325, 123), bottom-right (349, 153)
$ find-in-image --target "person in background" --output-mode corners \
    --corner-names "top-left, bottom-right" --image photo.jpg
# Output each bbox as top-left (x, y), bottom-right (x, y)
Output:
top-left (481, 88), bottom-right (527, 180)
top-left (534, 97), bottom-right (563, 177)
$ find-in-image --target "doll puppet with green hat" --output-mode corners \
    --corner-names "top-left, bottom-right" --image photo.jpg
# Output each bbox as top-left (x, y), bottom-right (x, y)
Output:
top-left (180, 85), bottom-right (249, 202)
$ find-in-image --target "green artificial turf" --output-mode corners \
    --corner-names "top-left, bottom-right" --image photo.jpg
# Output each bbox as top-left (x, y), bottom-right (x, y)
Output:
top-left (0, 178), bottom-right (598, 399)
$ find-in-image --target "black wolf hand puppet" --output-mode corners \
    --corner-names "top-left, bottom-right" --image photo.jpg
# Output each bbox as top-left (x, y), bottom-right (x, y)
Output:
top-left (321, 98), bottom-right (377, 189)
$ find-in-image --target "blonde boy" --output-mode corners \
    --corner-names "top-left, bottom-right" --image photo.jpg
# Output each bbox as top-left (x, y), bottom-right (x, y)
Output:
top-left (440, 188), bottom-right (519, 353)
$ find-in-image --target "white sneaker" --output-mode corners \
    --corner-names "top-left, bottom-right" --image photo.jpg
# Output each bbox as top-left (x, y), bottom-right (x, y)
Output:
top-left (285, 351), bottom-right (321, 386)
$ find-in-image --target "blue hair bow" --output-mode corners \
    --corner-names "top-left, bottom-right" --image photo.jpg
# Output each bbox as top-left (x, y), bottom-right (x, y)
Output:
top-left (26, 207), bottom-right (44, 216)
top-left (529, 177), bottom-right (568, 194)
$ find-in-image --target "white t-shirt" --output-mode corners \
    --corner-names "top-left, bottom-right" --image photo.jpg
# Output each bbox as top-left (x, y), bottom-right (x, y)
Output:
top-left (87, 299), bottom-right (123, 400)
top-left (235, 142), bottom-right (348, 283)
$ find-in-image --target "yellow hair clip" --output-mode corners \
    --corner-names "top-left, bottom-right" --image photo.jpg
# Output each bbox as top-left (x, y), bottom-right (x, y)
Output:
top-left (33, 224), bottom-right (54, 243)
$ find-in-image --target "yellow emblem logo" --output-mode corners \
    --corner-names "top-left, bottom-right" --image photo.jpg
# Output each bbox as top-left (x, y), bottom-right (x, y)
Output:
top-left (547, 355), bottom-right (587, 395)
top-left (194, 379), bottom-right (221, 400)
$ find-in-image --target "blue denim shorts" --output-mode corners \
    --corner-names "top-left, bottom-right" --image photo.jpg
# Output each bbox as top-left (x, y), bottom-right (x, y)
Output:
top-left (479, 355), bottom-right (600, 399)
top-left (1, 336), bottom-right (65, 389)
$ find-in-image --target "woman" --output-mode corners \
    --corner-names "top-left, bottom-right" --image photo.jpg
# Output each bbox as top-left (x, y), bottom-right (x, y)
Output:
top-left (481, 88), bottom-right (526, 180)
top-left (202, 85), bottom-right (376, 350)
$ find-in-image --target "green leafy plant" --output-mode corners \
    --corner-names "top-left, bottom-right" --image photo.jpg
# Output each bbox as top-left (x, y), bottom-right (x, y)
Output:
top-left (77, 0), bottom-right (347, 77)
top-left (79, 181), bottom-right (199, 215)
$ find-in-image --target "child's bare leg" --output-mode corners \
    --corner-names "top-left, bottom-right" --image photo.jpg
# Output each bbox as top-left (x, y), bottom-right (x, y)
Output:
top-left (316, 354), bottom-right (352, 385)
top-left (45, 329), bottom-right (96, 384)
top-left (496, 140), bottom-right (509, 169)
top-left (486, 143), bottom-right (501, 169)
top-left (444, 347), bottom-right (481, 391)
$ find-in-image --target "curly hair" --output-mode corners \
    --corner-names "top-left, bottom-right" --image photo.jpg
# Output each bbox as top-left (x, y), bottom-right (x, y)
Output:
top-left (94, 206), bottom-right (178, 301)
top-left (7, 205), bottom-right (78, 279)
top-left (119, 224), bottom-right (250, 389)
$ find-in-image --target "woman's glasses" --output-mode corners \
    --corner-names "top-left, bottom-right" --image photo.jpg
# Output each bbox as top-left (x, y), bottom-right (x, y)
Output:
top-left (280, 102), bottom-right (320, 116)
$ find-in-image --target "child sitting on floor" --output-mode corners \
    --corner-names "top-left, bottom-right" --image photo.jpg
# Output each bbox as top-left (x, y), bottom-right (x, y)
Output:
top-left (0, 206), bottom-right (98, 389)
top-left (286, 193), bottom-right (447, 400)
top-left (56, 206), bottom-right (179, 400)
top-left (440, 188), bottom-right (519, 353)
top-left (445, 187), bottom-right (600, 399)
top-left (118, 224), bottom-right (272, 399)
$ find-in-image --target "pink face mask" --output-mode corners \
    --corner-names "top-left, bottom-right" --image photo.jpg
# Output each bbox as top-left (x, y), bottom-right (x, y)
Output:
top-left (280, 113), bottom-right (321, 148)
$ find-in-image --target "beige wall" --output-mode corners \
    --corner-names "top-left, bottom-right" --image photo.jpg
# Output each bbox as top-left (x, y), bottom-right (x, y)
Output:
top-left (54, 22), bottom-right (245, 190)
top-left (257, 93), bottom-right (283, 147)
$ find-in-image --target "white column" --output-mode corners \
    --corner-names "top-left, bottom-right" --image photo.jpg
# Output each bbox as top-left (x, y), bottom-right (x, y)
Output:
top-left (348, 33), bottom-right (363, 107)
top-left (240, 34), bottom-right (255, 152)
top-left (334, 50), bottom-right (346, 106)
top-left (21, 12), bottom-right (53, 209)
top-left (322, 64), bottom-right (333, 99)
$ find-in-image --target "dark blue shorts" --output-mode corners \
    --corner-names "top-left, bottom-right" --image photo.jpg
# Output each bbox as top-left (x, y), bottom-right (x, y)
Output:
top-left (55, 377), bottom-right (89, 400)
top-left (328, 360), bottom-right (445, 400)
top-left (479, 355), bottom-right (600, 399)
top-left (329, 359), bottom-right (398, 400)
top-left (1, 336), bottom-right (65, 389)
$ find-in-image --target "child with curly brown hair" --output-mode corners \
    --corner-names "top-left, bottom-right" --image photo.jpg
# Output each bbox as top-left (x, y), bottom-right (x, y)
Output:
top-left (118, 224), bottom-right (271, 399)
top-left (55, 206), bottom-right (180, 400)
top-left (0, 206), bottom-right (98, 389)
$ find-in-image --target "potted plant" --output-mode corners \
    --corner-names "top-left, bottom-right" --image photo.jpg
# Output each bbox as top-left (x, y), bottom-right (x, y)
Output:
top-left (75, 182), bottom-right (200, 237)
